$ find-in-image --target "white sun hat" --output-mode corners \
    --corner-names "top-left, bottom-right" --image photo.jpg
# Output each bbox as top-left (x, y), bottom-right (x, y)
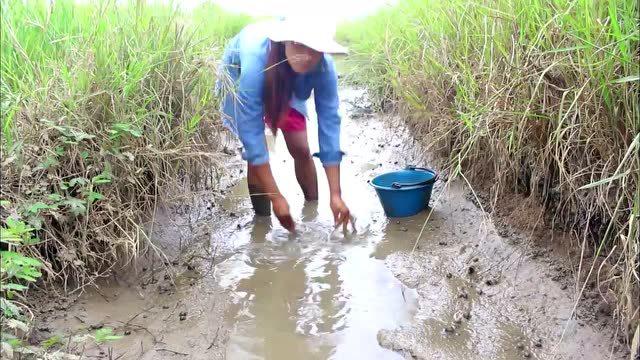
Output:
top-left (265, 16), bottom-right (348, 54)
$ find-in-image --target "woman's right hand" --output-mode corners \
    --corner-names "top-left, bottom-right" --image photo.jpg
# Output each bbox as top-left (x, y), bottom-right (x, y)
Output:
top-left (247, 162), bottom-right (294, 231)
top-left (272, 195), bottom-right (295, 231)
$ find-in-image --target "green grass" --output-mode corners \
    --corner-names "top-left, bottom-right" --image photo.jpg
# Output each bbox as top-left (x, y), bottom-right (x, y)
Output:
top-left (339, 0), bottom-right (639, 344)
top-left (0, 0), bottom-right (250, 355)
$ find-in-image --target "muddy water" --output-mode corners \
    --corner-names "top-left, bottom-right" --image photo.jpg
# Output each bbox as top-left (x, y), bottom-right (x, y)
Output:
top-left (214, 88), bottom-right (420, 360)
top-left (43, 89), bottom-right (625, 360)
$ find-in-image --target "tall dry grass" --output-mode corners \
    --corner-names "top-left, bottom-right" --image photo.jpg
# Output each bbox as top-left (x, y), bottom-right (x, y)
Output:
top-left (0, 0), bottom-right (249, 286)
top-left (339, 0), bottom-right (639, 346)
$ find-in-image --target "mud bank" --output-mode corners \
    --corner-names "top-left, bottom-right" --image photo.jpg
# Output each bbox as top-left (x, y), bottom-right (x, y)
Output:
top-left (38, 89), bottom-right (627, 360)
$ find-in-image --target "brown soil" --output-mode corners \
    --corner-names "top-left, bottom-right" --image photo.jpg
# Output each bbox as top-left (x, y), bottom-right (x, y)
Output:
top-left (468, 179), bottom-right (634, 350)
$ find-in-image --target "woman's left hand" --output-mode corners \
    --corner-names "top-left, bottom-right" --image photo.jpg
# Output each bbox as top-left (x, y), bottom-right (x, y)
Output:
top-left (330, 195), bottom-right (351, 228)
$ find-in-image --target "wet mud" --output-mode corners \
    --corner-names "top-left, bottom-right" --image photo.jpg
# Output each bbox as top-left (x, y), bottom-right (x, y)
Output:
top-left (39, 89), bottom-right (627, 360)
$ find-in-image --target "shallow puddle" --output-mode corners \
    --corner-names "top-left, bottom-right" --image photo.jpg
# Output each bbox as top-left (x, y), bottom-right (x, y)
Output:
top-left (215, 89), bottom-right (420, 359)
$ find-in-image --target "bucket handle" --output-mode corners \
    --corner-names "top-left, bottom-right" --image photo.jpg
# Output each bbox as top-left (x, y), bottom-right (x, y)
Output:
top-left (390, 165), bottom-right (438, 189)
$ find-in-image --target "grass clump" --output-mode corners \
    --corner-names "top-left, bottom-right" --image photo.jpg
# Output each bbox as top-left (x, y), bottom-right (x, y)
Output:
top-left (340, 0), bottom-right (639, 345)
top-left (0, 0), bottom-right (250, 355)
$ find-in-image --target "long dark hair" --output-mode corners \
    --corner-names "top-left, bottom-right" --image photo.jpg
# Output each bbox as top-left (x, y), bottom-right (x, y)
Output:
top-left (263, 41), bottom-right (295, 132)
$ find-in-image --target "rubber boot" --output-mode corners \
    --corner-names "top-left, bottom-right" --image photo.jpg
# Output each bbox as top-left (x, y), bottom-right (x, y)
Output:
top-left (248, 183), bottom-right (271, 216)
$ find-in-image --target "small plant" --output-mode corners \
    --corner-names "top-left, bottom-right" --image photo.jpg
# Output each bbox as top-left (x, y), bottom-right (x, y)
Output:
top-left (40, 335), bottom-right (62, 350)
top-left (94, 328), bottom-right (122, 345)
top-left (1, 215), bottom-right (43, 358)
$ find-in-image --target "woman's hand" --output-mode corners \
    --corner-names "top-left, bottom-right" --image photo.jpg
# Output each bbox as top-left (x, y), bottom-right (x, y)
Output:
top-left (330, 194), bottom-right (351, 228)
top-left (272, 195), bottom-right (295, 231)
top-left (248, 162), bottom-right (294, 231)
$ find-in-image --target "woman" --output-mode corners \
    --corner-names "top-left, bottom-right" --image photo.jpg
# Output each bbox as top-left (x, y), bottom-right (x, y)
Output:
top-left (218, 18), bottom-right (351, 231)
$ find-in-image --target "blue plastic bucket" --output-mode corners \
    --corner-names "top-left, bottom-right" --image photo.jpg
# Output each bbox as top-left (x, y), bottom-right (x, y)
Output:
top-left (370, 166), bottom-right (438, 217)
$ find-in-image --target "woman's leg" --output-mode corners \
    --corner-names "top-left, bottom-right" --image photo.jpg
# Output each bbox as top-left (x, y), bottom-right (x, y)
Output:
top-left (247, 161), bottom-right (271, 216)
top-left (283, 130), bottom-right (318, 201)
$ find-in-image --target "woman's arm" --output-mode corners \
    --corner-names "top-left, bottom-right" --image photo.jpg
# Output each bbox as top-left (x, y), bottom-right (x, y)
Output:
top-left (229, 39), bottom-right (294, 230)
top-left (313, 55), bottom-right (343, 166)
top-left (324, 165), bottom-right (342, 198)
top-left (249, 163), bottom-right (280, 197)
top-left (314, 55), bottom-right (351, 226)
top-left (324, 165), bottom-right (351, 226)
top-left (250, 163), bottom-right (294, 230)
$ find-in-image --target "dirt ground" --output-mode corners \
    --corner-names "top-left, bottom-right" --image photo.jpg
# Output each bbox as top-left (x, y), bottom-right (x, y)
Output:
top-left (34, 88), bottom-right (630, 360)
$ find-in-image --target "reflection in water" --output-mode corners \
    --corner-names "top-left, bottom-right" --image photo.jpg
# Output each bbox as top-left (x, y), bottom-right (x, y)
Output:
top-left (301, 201), bottom-right (320, 222)
top-left (232, 219), bottom-right (316, 359)
top-left (223, 214), bottom-right (417, 360)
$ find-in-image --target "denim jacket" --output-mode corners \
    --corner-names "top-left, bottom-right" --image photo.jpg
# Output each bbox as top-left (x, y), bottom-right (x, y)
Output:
top-left (218, 22), bottom-right (343, 166)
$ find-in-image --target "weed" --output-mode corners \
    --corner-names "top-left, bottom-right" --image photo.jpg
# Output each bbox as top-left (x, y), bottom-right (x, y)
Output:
top-left (0, 0), bottom-right (249, 357)
top-left (340, 0), bottom-right (639, 344)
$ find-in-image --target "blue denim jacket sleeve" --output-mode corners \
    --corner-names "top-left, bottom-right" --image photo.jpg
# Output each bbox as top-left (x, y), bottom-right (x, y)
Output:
top-left (215, 34), bottom-right (272, 166)
top-left (313, 55), bottom-right (343, 166)
top-left (235, 48), bottom-right (270, 165)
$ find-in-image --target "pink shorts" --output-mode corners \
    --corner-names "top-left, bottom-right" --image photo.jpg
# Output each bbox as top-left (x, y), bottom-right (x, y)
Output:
top-left (264, 108), bottom-right (306, 133)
